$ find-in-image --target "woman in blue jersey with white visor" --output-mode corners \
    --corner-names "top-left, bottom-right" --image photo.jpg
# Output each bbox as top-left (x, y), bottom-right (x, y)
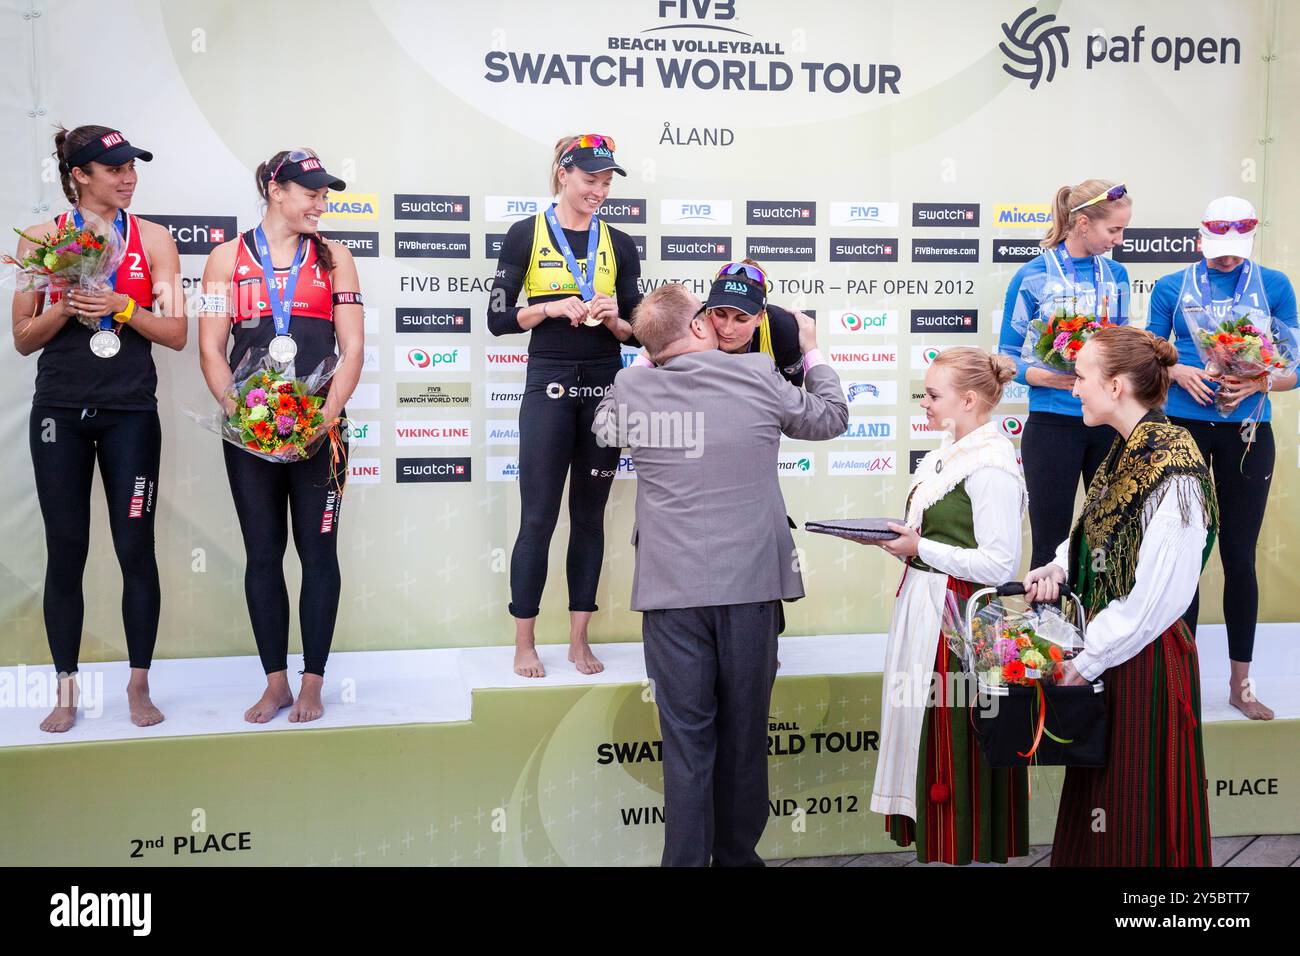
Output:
top-left (1147, 196), bottom-right (1298, 721)
top-left (998, 179), bottom-right (1132, 567)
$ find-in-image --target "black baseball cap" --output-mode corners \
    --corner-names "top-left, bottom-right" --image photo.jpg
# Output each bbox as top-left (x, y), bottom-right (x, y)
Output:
top-left (272, 150), bottom-right (346, 191)
top-left (704, 275), bottom-right (767, 316)
top-left (64, 129), bottom-right (153, 169)
top-left (558, 134), bottom-right (626, 177)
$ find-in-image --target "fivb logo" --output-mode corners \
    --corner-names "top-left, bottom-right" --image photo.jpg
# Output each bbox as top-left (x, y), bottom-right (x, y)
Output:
top-left (661, 199), bottom-right (733, 225)
top-left (833, 310), bottom-right (897, 335)
top-left (1000, 6), bottom-right (1070, 89)
top-left (829, 202), bottom-right (900, 227)
top-left (50, 885), bottom-right (151, 935)
top-left (397, 346), bottom-right (470, 372)
top-left (484, 196), bottom-right (550, 222)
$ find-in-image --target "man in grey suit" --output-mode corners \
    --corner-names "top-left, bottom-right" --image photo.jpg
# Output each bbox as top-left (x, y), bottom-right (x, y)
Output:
top-left (593, 283), bottom-right (848, 866)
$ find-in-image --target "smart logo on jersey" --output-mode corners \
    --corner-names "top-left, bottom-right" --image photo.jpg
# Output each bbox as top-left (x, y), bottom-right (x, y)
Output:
top-left (322, 192), bottom-right (379, 220)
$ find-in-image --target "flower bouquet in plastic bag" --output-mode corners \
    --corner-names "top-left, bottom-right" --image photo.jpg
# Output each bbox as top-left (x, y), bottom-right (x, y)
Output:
top-left (1186, 305), bottom-right (1300, 417)
top-left (3, 214), bottom-right (127, 330)
top-left (188, 348), bottom-right (346, 464)
top-left (947, 583), bottom-right (1106, 768)
top-left (1021, 295), bottom-right (1112, 374)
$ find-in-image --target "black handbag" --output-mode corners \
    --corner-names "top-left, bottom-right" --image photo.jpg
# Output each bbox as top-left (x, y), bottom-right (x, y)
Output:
top-left (965, 583), bottom-right (1108, 769)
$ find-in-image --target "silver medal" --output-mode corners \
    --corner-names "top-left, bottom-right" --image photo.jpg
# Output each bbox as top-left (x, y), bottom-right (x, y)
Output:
top-left (582, 301), bottom-right (602, 327)
top-left (89, 329), bottom-right (121, 358)
top-left (268, 334), bottom-right (298, 362)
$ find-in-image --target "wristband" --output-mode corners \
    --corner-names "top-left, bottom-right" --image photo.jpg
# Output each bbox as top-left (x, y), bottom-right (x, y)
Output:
top-left (332, 291), bottom-right (363, 306)
top-left (113, 297), bottom-right (136, 323)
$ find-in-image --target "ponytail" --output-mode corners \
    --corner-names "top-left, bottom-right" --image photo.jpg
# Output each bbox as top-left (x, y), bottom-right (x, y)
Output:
top-left (1040, 178), bottom-right (1131, 249)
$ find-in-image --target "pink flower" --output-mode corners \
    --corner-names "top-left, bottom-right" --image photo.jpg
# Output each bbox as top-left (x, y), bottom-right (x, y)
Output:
top-left (1053, 332), bottom-right (1071, 352)
top-left (246, 388), bottom-right (267, 408)
top-left (994, 638), bottom-right (1020, 664)
top-left (275, 415), bottom-right (295, 436)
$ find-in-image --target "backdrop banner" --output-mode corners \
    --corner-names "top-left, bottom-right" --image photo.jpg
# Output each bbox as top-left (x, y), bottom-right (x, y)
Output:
top-left (1, 0), bottom-right (1296, 667)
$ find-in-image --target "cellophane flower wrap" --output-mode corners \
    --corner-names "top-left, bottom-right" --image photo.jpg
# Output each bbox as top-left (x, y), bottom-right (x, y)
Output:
top-left (4, 214), bottom-right (127, 331)
top-left (1186, 304), bottom-right (1300, 417)
top-left (948, 595), bottom-right (1085, 690)
top-left (1021, 295), bottom-right (1111, 374)
top-left (188, 348), bottom-right (343, 463)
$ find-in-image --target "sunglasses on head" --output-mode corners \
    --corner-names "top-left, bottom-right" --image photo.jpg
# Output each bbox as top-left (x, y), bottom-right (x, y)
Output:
top-left (270, 148), bottom-right (317, 183)
top-left (715, 262), bottom-right (767, 286)
top-left (1070, 183), bottom-right (1128, 213)
top-left (563, 134), bottom-right (616, 155)
top-left (1202, 218), bottom-right (1258, 235)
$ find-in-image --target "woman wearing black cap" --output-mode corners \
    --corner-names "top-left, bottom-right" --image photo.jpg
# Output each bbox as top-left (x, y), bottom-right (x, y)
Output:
top-left (487, 134), bottom-right (642, 678)
top-left (197, 148), bottom-right (363, 723)
top-left (704, 259), bottom-right (806, 386)
top-left (11, 124), bottom-right (185, 733)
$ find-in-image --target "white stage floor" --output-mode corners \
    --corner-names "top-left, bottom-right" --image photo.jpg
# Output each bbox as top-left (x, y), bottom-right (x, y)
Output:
top-left (0, 625), bottom-right (1295, 749)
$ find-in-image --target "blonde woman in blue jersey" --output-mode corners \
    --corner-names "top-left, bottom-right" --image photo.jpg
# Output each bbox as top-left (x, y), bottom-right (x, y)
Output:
top-left (487, 135), bottom-right (642, 677)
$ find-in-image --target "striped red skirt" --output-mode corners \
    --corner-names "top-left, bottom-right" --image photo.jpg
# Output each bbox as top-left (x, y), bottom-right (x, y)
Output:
top-left (1051, 619), bottom-right (1213, 866)
top-left (886, 576), bottom-right (1030, 864)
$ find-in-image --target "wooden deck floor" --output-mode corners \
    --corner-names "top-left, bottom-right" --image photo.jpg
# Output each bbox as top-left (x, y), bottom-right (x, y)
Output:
top-left (771, 834), bottom-right (1300, 867)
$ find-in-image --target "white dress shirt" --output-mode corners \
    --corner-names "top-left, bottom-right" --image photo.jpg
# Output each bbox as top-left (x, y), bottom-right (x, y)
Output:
top-left (916, 467), bottom-right (1024, 586)
top-left (1049, 478), bottom-right (1208, 681)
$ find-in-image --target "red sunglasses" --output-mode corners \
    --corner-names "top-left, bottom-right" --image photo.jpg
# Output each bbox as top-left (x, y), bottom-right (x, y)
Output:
top-left (1202, 218), bottom-right (1258, 235)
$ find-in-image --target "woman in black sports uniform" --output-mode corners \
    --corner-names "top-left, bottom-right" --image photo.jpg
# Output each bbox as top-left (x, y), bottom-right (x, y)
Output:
top-left (11, 124), bottom-right (185, 733)
top-left (487, 134), bottom-right (641, 678)
top-left (703, 258), bottom-right (805, 386)
top-left (198, 148), bottom-right (363, 724)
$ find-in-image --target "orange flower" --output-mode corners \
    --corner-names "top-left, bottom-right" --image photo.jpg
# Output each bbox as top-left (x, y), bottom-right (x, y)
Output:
top-left (1049, 645), bottom-right (1064, 664)
top-left (1015, 636), bottom-right (1031, 648)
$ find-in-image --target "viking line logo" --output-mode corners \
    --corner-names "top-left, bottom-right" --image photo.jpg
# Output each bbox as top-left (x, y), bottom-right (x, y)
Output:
top-left (1000, 6), bottom-right (1070, 89)
top-left (407, 348), bottom-right (431, 368)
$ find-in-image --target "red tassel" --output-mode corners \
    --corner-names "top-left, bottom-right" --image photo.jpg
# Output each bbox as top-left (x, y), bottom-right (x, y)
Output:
top-left (929, 782), bottom-right (950, 804)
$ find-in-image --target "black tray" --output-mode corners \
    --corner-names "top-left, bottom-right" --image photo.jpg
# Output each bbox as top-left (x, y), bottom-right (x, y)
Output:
top-left (804, 518), bottom-right (904, 542)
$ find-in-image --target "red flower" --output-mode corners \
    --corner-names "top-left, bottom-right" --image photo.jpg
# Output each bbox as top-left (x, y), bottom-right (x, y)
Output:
top-left (1003, 660), bottom-right (1026, 682)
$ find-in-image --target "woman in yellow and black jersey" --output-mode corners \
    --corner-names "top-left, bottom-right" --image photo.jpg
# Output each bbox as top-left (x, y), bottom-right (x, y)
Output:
top-left (703, 259), bottom-right (806, 386)
top-left (487, 134), bottom-right (641, 679)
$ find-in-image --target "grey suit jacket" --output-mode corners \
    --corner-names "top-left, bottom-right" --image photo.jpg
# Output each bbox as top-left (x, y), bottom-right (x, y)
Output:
top-left (593, 350), bottom-right (848, 612)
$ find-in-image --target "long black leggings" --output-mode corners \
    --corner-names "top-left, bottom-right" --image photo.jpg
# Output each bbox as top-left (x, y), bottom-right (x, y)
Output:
top-left (509, 357), bottom-right (621, 619)
top-left (1173, 418), bottom-right (1275, 663)
top-left (1021, 412), bottom-right (1118, 569)
top-left (222, 437), bottom-right (348, 676)
top-left (29, 405), bottom-right (162, 675)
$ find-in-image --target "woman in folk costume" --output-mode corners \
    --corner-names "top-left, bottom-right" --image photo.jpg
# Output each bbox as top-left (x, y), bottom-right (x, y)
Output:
top-left (867, 347), bottom-right (1030, 864)
top-left (1026, 326), bottom-right (1217, 867)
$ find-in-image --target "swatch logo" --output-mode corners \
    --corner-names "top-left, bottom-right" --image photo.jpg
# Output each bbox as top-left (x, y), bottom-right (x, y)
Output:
top-left (598, 199), bottom-right (647, 223)
top-left (747, 201), bottom-right (816, 225)
top-left (910, 309), bottom-right (979, 333)
top-left (830, 238), bottom-right (897, 262)
top-left (1112, 228), bottom-right (1200, 263)
top-left (660, 236), bottom-right (730, 260)
top-left (396, 457), bottom-right (472, 483)
top-left (912, 203), bottom-right (980, 227)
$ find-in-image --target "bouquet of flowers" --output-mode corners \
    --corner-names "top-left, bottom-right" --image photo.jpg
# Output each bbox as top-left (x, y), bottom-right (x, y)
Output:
top-left (187, 348), bottom-right (344, 463)
top-left (1187, 307), bottom-right (1300, 417)
top-left (949, 594), bottom-right (1085, 690)
top-left (1021, 295), bottom-right (1111, 374)
top-left (3, 216), bottom-right (126, 330)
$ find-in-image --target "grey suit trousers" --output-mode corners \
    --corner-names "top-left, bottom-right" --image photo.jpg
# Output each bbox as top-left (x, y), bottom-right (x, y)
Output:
top-left (642, 600), bottom-right (780, 867)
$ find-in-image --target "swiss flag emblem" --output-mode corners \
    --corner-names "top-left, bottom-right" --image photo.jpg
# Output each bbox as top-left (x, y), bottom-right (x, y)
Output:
top-left (237, 265), bottom-right (250, 276)
top-left (211, 228), bottom-right (225, 243)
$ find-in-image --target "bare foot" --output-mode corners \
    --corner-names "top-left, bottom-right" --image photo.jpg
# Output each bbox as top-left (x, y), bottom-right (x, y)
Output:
top-left (514, 645), bottom-right (546, 678)
top-left (40, 673), bottom-right (79, 733)
top-left (40, 706), bottom-right (77, 733)
top-left (244, 684), bottom-right (294, 723)
top-left (1230, 690), bottom-right (1275, 720)
top-left (127, 670), bottom-right (164, 727)
top-left (1229, 667), bottom-right (1274, 720)
top-left (289, 675), bottom-right (325, 723)
top-left (569, 640), bottom-right (604, 675)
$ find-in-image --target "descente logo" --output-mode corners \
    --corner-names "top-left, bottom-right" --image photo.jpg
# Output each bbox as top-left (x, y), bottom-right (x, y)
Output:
top-left (50, 885), bottom-right (151, 936)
